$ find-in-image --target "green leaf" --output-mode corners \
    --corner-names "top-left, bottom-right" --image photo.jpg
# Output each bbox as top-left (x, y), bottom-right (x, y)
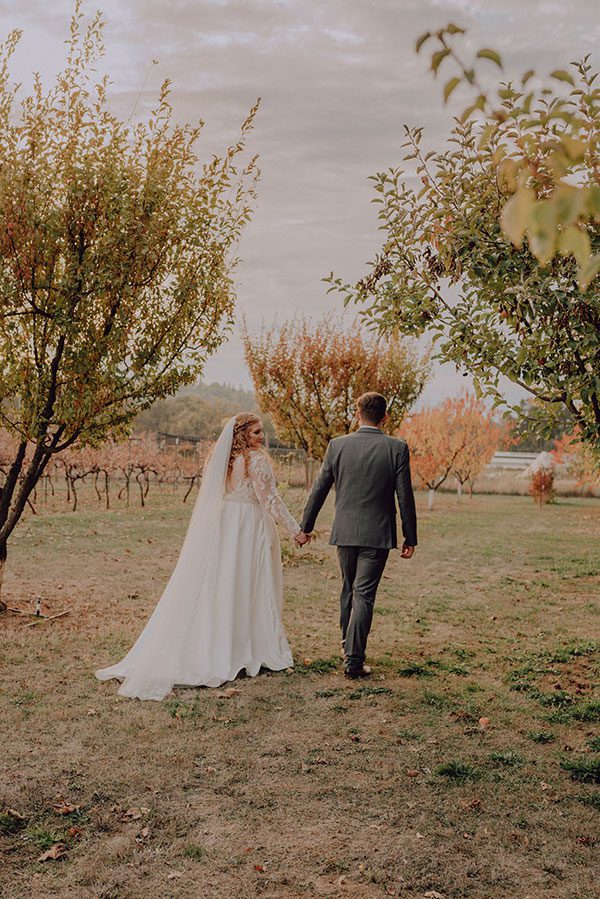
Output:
top-left (446, 24), bottom-right (465, 35)
top-left (588, 184), bottom-right (600, 218)
top-left (522, 69), bottom-right (535, 85)
top-left (477, 123), bottom-right (496, 150)
top-left (500, 186), bottom-right (534, 248)
top-left (415, 32), bottom-right (431, 53)
top-left (550, 69), bottom-right (575, 86)
top-left (558, 225), bottom-right (591, 266)
top-left (477, 48), bottom-right (502, 68)
top-left (578, 253), bottom-right (600, 291)
top-left (443, 77), bottom-right (461, 103)
top-left (528, 200), bottom-right (559, 264)
top-left (559, 135), bottom-right (586, 162)
top-left (431, 49), bottom-right (451, 74)
top-left (553, 185), bottom-right (586, 225)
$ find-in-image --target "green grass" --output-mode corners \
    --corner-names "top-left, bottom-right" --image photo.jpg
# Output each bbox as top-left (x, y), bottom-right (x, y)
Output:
top-left (576, 792), bottom-right (600, 811)
top-left (0, 812), bottom-right (27, 836)
top-left (183, 844), bottom-right (207, 862)
top-left (24, 824), bottom-right (62, 851)
top-left (1, 489), bottom-right (599, 899)
top-left (560, 756), bottom-right (600, 783)
top-left (347, 685), bottom-right (392, 700)
top-left (434, 761), bottom-right (480, 781)
top-left (527, 731), bottom-right (556, 744)
top-left (297, 656), bottom-right (339, 674)
top-left (489, 750), bottom-right (524, 768)
top-left (397, 661), bottom-right (434, 678)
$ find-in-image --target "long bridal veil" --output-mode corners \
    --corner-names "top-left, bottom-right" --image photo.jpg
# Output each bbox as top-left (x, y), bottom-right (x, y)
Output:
top-left (95, 417), bottom-right (236, 700)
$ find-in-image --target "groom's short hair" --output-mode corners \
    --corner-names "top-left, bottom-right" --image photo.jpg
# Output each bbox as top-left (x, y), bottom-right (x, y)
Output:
top-left (357, 392), bottom-right (387, 425)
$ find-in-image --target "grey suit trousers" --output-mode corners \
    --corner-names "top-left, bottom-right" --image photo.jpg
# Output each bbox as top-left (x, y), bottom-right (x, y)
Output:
top-left (337, 546), bottom-right (390, 669)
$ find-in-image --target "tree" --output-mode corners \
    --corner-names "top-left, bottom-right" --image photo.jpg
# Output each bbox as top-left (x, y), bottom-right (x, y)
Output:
top-left (399, 398), bottom-right (476, 510)
top-left (507, 400), bottom-right (574, 452)
top-left (328, 25), bottom-right (600, 451)
top-left (243, 315), bottom-right (430, 458)
top-left (450, 393), bottom-right (509, 496)
top-left (134, 382), bottom-right (276, 442)
top-left (553, 429), bottom-right (600, 490)
top-left (0, 4), bottom-right (258, 606)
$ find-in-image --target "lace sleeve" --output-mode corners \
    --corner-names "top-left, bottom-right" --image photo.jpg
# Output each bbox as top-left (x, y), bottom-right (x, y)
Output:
top-left (249, 452), bottom-right (301, 537)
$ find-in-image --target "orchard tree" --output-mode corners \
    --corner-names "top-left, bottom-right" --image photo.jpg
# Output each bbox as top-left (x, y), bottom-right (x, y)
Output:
top-left (328, 25), bottom-right (600, 452)
top-left (553, 429), bottom-right (599, 490)
top-left (243, 315), bottom-right (430, 458)
top-left (399, 396), bottom-right (483, 509)
top-left (0, 5), bottom-right (258, 606)
top-left (451, 393), bottom-right (508, 497)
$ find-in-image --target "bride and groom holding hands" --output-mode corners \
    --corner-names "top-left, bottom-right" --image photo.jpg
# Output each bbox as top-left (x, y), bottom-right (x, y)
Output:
top-left (96, 391), bottom-right (417, 700)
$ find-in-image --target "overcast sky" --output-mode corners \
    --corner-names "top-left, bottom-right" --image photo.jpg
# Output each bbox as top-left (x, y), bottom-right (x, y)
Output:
top-left (0, 0), bottom-right (598, 403)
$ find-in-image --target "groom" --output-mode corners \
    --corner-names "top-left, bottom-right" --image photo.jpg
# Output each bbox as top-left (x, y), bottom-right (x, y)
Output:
top-left (297, 392), bottom-right (417, 679)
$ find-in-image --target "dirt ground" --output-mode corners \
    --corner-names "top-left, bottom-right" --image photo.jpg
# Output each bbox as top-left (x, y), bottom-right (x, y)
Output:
top-left (1, 486), bottom-right (599, 899)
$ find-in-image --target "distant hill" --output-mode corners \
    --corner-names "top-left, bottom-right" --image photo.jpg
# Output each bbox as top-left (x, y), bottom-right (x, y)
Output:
top-left (134, 382), bottom-right (276, 441)
top-left (178, 381), bottom-right (257, 409)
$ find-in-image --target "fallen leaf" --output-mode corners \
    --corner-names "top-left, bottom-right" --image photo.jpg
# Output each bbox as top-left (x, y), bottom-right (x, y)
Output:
top-left (6, 809), bottom-right (27, 821)
top-left (406, 769), bottom-right (419, 777)
top-left (254, 864), bottom-right (265, 872)
top-left (38, 843), bottom-right (67, 862)
top-left (167, 872), bottom-right (183, 879)
top-left (424, 892), bottom-right (445, 899)
top-left (303, 658), bottom-right (313, 666)
top-left (67, 827), bottom-right (81, 839)
top-left (122, 807), bottom-right (150, 821)
top-left (215, 688), bottom-right (240, 698)
top-left (135, 826), bottom-right (150, 843)
top-left (478, 717), bottom-right (490, 729)
top-left (53, 800), bottom-right (80, 815)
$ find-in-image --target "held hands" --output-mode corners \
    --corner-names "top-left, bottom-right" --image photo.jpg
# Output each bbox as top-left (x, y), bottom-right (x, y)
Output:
top-left (400, 543), bottom-right (416, 559)
top-left (294, 531), bottom-right (312, 547)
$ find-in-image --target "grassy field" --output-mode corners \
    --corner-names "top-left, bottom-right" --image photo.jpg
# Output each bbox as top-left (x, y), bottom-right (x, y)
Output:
top-left (1, 487), bottom-right (599, 899)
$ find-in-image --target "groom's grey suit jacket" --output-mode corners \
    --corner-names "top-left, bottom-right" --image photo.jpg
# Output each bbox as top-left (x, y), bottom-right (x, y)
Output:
top-left (300, 428), bottom-right (417, 549)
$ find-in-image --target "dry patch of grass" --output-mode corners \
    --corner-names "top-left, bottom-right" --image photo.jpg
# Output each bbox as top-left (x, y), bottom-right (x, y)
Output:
top-left (1, 490), bottom-right (599, 898)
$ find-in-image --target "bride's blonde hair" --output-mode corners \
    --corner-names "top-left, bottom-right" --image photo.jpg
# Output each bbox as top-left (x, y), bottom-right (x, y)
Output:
top-left (227, 413), bottom-right (262, 477)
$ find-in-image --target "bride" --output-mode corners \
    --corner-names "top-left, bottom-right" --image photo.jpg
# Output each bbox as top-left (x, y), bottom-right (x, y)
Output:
top-left (95, 414), bottom-right (308, 700)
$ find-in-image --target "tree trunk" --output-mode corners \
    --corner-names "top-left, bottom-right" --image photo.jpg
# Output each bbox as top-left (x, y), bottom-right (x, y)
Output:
top-left (137, 473), bottom-right (145, 508)
top-left (456, 480), bottom-right (463, 502)
top-left (428, 488), bottom-right (435, 511)
top-left (0, 540), bottom-right (7, 612)
top-left (70, 478), bottom-right (78, 511)
top-left (305, 456), bottom-right (317, 489)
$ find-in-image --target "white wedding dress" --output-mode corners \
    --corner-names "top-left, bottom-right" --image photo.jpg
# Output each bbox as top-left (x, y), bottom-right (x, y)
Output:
top-left (95, 418), bottom-right (299, 700)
